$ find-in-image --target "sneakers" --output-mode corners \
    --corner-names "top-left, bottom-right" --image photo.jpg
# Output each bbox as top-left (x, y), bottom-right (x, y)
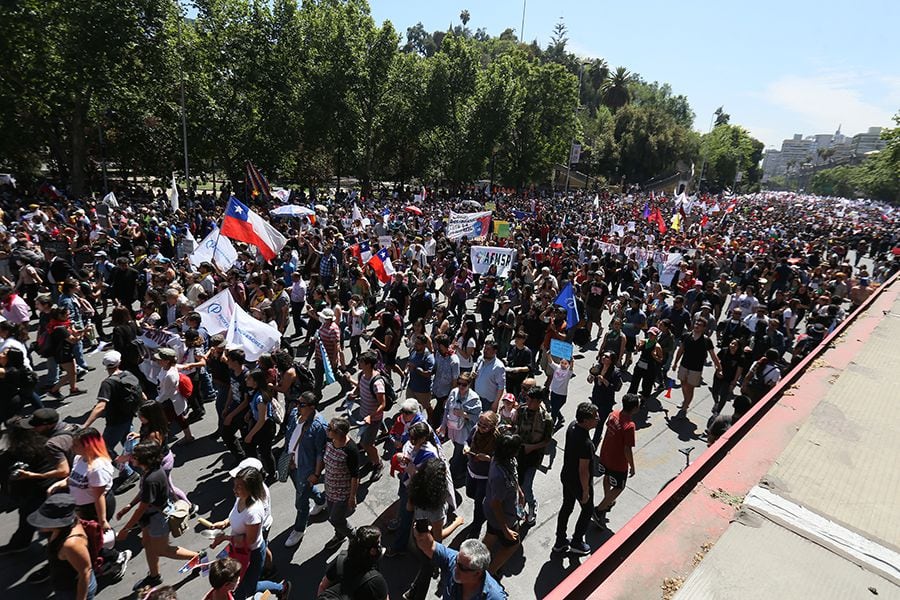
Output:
top-left (591, 508), bottom-right (607, 527)
top-left (279, 579), bottom-right (292, 599)
top-left (551, 540), bottom-right (570, 554)
top-left (114, 471), bottom-right (140, 495)
top-left (370, 463), bottom-right (384, 482)
top-left (132, 573), bottom-right (162, 592)
top-left (111, 549), bottom-right (132, 581)
top-left (569, 540), bottom-right (591, 556)
top-left (284, 529), bottom-right (305, 548)
top-left (309, 501), bottom-right (327, 517)
top-left (27, 565), bottom-right (51, 584)
top-left (526, 510), bottom-right (537, 526)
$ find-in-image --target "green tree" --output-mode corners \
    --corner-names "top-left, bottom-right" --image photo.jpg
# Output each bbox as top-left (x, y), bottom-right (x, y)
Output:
top-left (603, 67), bottom-right (632, 111)
top-left (0, 0), bottom-right (180, 194)
top-left (613, 103), bottom-right (699, 184)
top-left (699, 124), bottom-right (762, 192)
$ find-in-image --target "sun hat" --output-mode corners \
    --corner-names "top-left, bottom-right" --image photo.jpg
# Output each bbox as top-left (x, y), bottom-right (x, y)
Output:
top-left (27, 493), bottom-right (78, 529)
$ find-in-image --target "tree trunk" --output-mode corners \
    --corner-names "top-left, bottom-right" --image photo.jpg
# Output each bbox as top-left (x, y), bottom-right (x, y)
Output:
top-left (68, 97), bottom-right (88, 196)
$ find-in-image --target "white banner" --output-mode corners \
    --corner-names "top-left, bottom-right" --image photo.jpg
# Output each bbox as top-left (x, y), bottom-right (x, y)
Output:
top-left (470, 245), bottom-right (516, 277)
top-left (195, 289), bottom-right (236, 335)
top-left (447, 211), bottom-right (492, 240)
top-left (189, 227), bottom-right (238, 271)
top-left (225, 304), bottom-right (282, 361)
top-left (596, 241), bottom-right (620, 256)
top-left (660, 252), bottom-right (683, 286)
top-left (138, 327), bottom-right (186, 362)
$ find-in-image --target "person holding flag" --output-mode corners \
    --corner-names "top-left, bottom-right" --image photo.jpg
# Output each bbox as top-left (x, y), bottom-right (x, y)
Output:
top-left (313, 307), bottom-right (345, 397)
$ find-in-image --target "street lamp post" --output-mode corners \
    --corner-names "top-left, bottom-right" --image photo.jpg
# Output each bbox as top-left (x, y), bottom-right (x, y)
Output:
top-left (564, 62), bottom-right (588, 196)
top-left (696, 109), bottom-right (717, 192)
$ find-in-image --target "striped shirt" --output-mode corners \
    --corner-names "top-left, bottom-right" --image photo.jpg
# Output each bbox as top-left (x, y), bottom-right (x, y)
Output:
top-left (316, 321), bottom-right (341, 366)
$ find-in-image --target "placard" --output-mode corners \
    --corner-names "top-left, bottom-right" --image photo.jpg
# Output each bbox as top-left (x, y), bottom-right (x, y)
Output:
top-left (549, 339), bottom-right (573, 360)
top-left (470, 245), bottom-right (516, 277)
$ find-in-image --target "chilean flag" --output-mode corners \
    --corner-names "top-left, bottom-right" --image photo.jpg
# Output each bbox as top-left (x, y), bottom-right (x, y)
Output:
top-left (367, 247), bottom-right (395, 283)
top-left (350, 240), bottom-right (373, 266)
top-left (220, 196), bottom-right (287, 261)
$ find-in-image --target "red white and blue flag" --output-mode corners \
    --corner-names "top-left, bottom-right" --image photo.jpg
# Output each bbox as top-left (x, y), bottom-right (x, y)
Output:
top-left (220, 196), bottom-right (287, 261)
top-left (367, 247), bottom-right (395, 283)
top-left (349, 240), bottom-right (373, 266)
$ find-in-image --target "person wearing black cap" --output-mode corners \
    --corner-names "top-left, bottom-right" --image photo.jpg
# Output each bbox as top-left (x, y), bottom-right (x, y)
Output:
top-left (27, 493), bottom-right (97, 599)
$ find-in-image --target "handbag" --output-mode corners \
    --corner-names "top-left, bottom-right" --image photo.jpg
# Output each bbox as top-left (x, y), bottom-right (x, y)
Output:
top-left (165, 499), bottom-right (191, 537)
top-left (276, 448), bottom-right (292, 483)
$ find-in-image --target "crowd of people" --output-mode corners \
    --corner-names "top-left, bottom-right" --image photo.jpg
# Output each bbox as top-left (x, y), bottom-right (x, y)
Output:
top-left (0, 180), bottom-right (897, 600)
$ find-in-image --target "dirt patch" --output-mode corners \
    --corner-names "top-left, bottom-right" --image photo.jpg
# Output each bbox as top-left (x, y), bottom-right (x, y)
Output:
top-left (661, 576), bottom-right (685, 600)
top-left (710, 488), bottom-right (745, 508)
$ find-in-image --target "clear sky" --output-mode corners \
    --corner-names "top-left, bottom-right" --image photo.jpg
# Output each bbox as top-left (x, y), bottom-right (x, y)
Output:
top-left (368, 0), bottom-right (900, 150)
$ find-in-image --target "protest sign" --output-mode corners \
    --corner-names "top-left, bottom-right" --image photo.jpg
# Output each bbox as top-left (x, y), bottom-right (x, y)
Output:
top-left (447, 211), bottom-right (492, 240)
top-left (378, 235), bottom-right (393, 248)
top-left (550, 339), bottom-right (573, 360)
top-left (660, 252), bottom-right (683, 286)
top-left (470, 245), bottom-right (516, 277)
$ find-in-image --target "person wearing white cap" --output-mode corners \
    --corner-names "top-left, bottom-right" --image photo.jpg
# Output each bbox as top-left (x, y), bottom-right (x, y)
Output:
top-left (83, 350), bottom-right (143, 494)
top-left (312, 306), bottom-right (345, 395)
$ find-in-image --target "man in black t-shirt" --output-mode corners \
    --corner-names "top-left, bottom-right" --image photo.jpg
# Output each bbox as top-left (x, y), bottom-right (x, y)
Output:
top-left (319, 526), bottom-right (388, 600)
top-left (83, 350), bottom-right (143, 493)
top-left (671, 317), bottom-right (721, 416)
top-left (553, 402), bottom-right (599, 556)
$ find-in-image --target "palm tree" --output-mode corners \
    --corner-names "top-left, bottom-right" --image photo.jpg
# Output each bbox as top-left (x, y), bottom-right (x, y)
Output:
top-left (460, 10), bottom-right (470, 27)
top-left (602, 66), bottom-right (631, 111)
top-left (588, 58), bottom-right (609, 90)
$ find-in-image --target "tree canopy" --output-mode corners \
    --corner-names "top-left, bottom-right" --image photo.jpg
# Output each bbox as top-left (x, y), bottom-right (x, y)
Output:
top-left (0, 0), bottom-right (777, 197)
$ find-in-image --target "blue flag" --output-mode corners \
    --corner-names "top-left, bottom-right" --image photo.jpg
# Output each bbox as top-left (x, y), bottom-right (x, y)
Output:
top-left (319, 337), bottom-right (336, 385)
top-left (554, 283), bottom-right (580, 329)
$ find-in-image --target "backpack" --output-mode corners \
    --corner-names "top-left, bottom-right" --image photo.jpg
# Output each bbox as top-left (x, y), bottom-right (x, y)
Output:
top-left (317, 555), bottom-right (381, 600)
top-left (369, 373), bottom-right (396, 411)
top-left (36, 325), bottom-right (61, 358)
top-left (289, 362), bottom-right (316, 399)
top-left (177, 372), bottom-right (194, 398)
top-left (109, 371), bottom-right (143, 416)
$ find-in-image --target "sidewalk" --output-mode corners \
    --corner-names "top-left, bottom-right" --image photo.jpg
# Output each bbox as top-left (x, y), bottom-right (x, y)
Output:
top-left (549, 276), bottom-right (900, 600)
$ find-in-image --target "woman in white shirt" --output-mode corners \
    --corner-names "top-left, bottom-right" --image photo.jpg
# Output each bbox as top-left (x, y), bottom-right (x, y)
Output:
top-left (454, 318), bottom-right (478, 372)
top-left (208, 466), bottom-right (285, 599)
top-left (438, 372), bottom-right (482, 486)
top-left (48, 427), bottom-right (116, 530)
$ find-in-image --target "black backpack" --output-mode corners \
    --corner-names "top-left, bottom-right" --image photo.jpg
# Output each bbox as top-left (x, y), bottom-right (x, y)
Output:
top-left (108, 371), bottom-right (143, 416)
top-left (289, 362), bottom-right (316, 399)
top-left (369, 373), bottom-right (396, 411)
top-left (317, 555), bottom-right (381, 600)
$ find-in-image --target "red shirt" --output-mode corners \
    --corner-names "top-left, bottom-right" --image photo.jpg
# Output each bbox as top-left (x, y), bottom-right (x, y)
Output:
top-left (599, 410), bottom-right (635, 472)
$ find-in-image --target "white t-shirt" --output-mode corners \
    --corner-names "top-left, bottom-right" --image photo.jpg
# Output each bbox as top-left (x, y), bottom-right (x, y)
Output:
top-left (549, 365), bottom-right (575, 395)
top-left (68, 455), bottom-right (115, 506)
top-left (456, 336), bottom-right (476, 370)
top-left (229, 498), bottom-right (266, 550)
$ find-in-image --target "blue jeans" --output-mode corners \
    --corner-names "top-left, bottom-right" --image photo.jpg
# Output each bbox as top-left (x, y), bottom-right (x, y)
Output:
top-left (391, 483), bottom-right (413, 552)
top-left (54, 571), bottom-right (97, 600)
top-left (235, 545), bottom-right (263, 600)
top-left (292, 470), bottom-right (325, 532)
top-left (43, 357), bottom-right (59, 387)
top-left (520, 463), bottom-right (538, 514)
top-left (102, 420), bottom-right (135, 478)
top-left (73, 339), bottom-right (87, 370)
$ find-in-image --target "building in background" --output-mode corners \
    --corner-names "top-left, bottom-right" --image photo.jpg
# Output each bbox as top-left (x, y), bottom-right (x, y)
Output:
top-left (761, 125), bottom-right (885, 182)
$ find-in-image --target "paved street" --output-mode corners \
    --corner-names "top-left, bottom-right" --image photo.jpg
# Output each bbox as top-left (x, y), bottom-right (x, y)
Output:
top-left (0, 286), bottom-right (837, 599)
